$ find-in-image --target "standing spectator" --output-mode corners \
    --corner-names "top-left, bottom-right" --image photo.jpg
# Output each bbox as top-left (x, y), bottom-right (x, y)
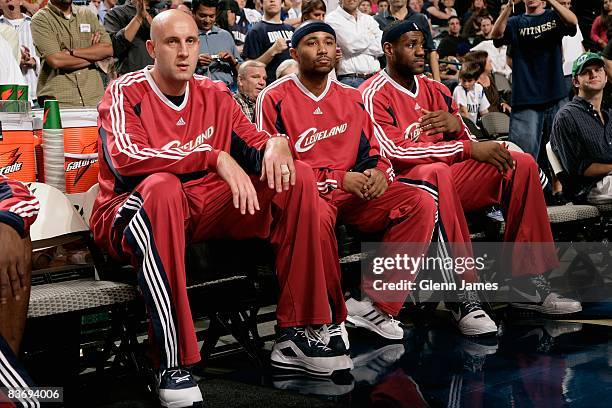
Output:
top-left (377, 0), bottom-right (389, 15)
top-left (560, 0), bottom-right (584, 97)
top-left (492, 0), bottom-right (578, 161)
top-left (0, 35), bottom-right (23, 83)
top-left (238, 0), bottom-right (263, 25)
top-left (301, 0), bottom-right (325, 21)
top-left (470, 17), bottom-right (512, 79)
top-left (284, 0), bottom-right (302, 26)
top-left (193, 0), bottom-right (241, 89)
top-left (104, 0), bottom-right (156, 76)
top-left (0, 0), bottom-right (39, 105)
top-left (436, 16), bottom-right (470, 59)
top-left (98, 0), bottom-right (116, 24)
top-left (591, 0), bottom-right (611, 50)
top-left (453, 61), bottom-right (490, 125)
top-left (242, 0), bottom-right (293, 83)
top-left (551, 52), bottom-right (612, 203)
top-left (359, 0), bottom-right (372, 15)
top-left (233, 59), bottom-right (266, 121)
top-left (0, 18), bottom-right (19, 61)
top-left (326, 0), bottom-right (382, 87)
top-left (31, 0), bottom-right (112, 107)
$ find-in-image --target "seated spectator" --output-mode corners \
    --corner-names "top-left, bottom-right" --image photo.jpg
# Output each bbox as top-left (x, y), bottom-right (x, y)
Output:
top-left (423, 0), bottom-right (455, 27)
top-left (98, 0), bottom-right (116, 24)
top-left (551, 52), bottom-right (612, 204)
top-left (464, 49), bottom-right (511, 114)
top-left (275, 57), bottom-right (298, 77)
top-left (31, 0), bottom-right (113, 107)
top-left (462, 0), bottom-right (487, 26)
top-left (233, 59), bottom-right (266, 121)
top-left (193, 0), bottom-right (241, 89)
top-left (462, 9), bottom-right (489, 39)
top-left (591, 0), bottom-right (612, 50)
top-left (453, 61), bottom-right (490, 125)
top-left (326, 0), bottom-right (383, 88)
top-left (301, 0), bottom-right (325, 21)
top-left (470, 22), bottom-right (511, 79)
top-left (470, 13), bottom-right (492, 46)
top-left (436, 16), bottom-right (470, 59)
top-left (359, 0), bottom-right (372, 15)
top-left (0, 0), bottom-right (40, 106)
top-left (242, 0), bottom-right (293, 83)
top-left (104, 0), bottom-right (155, 77)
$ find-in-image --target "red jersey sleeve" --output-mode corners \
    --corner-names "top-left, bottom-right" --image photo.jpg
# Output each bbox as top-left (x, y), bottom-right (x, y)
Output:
top-left (98, 81), bottom-right (221, 177)
top-left (366, 92), bottom-right (472, 167)
top-left (0, 176), bottom-right (39, 237)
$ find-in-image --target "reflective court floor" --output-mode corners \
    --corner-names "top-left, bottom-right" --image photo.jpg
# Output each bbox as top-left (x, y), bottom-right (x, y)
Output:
top-left (77, 302), bottom-right (612, 408)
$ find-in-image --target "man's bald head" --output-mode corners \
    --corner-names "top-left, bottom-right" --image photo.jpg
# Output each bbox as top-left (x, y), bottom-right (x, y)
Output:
top-left (150, 9), bottom-right (198, 43)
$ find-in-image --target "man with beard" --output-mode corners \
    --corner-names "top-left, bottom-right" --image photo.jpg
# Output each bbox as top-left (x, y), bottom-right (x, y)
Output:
top-left (256, 21), bottom-right (440, 341)
top-left (92, 10), bottom-right (352, 406)
top-left (360, 21), bottom-right (582, 330)
top-left (31, 0), bottom-right (112, 106)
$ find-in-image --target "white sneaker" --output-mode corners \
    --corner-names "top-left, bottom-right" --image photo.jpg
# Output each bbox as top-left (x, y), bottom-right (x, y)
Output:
top-left (346, 297), bottom-right (405, 340)
top-left (158, 367), bottom-right (203, 408)
top-left (511, 275), bottom-right (582, 315)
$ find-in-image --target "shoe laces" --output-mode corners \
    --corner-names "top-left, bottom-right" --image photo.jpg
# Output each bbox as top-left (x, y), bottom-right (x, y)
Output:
top-left (328, 324), bottom-right (342, 337)
top-left (460, 291), bottom-right (483, 315)
top-left (162, 367), bottom-right (192, 382)
top-left (299, 326), bottom-right (332, 351)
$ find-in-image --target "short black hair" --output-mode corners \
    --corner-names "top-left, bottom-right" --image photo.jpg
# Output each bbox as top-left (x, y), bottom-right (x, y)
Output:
top-left (448, 16), bottom-right (461, 25)
top-left (192, 0), bottom-right (219, 11)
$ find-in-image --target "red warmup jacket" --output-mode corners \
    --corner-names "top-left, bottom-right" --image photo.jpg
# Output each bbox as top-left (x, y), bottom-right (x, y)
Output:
top-left (0, 175), bottom-right (39, 237)
top-left (94, 68), bottom-right (278, 211)
top-left (256, 74), bottom-right (394, 196)
top-left (359, 71), bottom-right (477, 174)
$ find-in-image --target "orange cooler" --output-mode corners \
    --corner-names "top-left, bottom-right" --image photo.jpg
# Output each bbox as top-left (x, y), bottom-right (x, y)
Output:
top-left (60, 108), bottom-right (99, 194)
top-left (0, 113), bottom-right (36, 182)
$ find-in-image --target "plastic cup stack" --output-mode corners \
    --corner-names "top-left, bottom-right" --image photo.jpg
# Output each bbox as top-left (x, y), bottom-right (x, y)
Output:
top-left (42, 100), bottom-right (66, 192)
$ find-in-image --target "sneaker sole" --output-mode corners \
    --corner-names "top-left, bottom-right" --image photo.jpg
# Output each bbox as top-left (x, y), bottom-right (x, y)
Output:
top-left (160, 399), bottom-right (204, 408)
top-left (346, 315), bottom-right (404, 340)
top-left (270, 349), bottom-right (353, 376)
top-left (458, 326), bottom-right (498, 337)
top-left (510, 303), bottom-right (582, 315)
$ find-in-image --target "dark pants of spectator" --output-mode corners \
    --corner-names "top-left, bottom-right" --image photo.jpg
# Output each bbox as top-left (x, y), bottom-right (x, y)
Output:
top-left (338, 75), bottom-right (367, 88)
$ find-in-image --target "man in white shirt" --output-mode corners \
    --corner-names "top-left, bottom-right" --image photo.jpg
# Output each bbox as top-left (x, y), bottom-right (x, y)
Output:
top-left (0, 0), bottom-right (39, 105)
top-left (326, 0), bottom-right (383, 87)
top-left (559, 0), bottom-right (584, 97)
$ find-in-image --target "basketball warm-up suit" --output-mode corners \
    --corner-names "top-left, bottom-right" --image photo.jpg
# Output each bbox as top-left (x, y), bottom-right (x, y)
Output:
top-left (360, 71), bottom-right (558, 279)
top-left (256, 74), bottom-right (437, 317)
top-left (91, 68), bottom-right (342, 370)
top-left (0, 175), bottom-right (39, 408)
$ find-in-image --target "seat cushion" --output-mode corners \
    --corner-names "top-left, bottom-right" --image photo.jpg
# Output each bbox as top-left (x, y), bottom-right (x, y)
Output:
top-left (28, 279), bottom-right (138, 318)
top-left (547, 205), bottom-right (600, 224)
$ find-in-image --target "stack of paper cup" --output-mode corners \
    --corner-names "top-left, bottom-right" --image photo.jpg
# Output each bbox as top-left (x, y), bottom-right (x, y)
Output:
top-left (42, 100), bottom-right (66, 192)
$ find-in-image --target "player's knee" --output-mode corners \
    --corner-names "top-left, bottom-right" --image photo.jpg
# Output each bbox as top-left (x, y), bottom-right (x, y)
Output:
top-left (413, 189), bottom-right (437, 219)
top-left (139, 173), bottom-right (182, 198)
top-left (512, 151), bottom-right (538, 173)
top-left (422, 162), bottom-right (453, 182)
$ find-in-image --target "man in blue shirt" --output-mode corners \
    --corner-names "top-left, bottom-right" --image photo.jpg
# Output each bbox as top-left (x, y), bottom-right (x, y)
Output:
top-left (193, 0), bottom-right (242, 89)
top-left (491, 0), bottom-right (578, 161)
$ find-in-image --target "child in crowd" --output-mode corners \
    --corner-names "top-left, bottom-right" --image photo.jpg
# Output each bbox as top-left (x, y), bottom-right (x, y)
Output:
top-left (453, 62), bottom-right (490, 125)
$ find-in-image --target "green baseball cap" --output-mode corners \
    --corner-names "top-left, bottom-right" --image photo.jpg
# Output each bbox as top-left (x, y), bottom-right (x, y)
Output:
top-left (572, 52), bottom-right (605, 77)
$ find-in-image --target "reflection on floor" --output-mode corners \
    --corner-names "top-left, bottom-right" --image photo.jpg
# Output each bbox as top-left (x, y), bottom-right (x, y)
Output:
top-left (205, 307), bottom-right (612, 408)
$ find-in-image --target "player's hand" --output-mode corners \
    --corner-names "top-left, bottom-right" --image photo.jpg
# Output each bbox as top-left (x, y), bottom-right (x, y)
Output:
top-left (198, 53), bottom-right (213, 66)
top-left (362, 169), bottom-right (388, 200)
top-left (0, 223), bottom-right (28, 305)
top-left (343, 172), bottom-right (369, 199)
top-left (261, 137), bottom-right (296, 192)
top-left (216, 151), bottom-right (260, 215)
top-left (470, 141), bottom-right (515, 174)
top-left (271, 38), bottom-right (289, 55)
top-left (419, 109), bottom-right (461, 135)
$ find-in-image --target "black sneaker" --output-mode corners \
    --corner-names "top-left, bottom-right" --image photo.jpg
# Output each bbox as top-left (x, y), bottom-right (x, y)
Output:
top-left (158, 367), bottom-right (203, 408)
top-left (318, 323), bottom-right (350, 355)
top-left (446, 291), bottom-right (497, 337)
top-left (270, 326), bottom-right (353, 376)
top-left (511, 275), bottom-right (582, 315)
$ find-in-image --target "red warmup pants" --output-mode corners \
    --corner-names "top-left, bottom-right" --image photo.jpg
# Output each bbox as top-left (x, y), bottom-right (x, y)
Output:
top-left (91, 161), bottom-right (341, 369)
top-left (398, 151), bottom-right (558, 282)
top-left (320, 182), bottom-right (437, 316)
